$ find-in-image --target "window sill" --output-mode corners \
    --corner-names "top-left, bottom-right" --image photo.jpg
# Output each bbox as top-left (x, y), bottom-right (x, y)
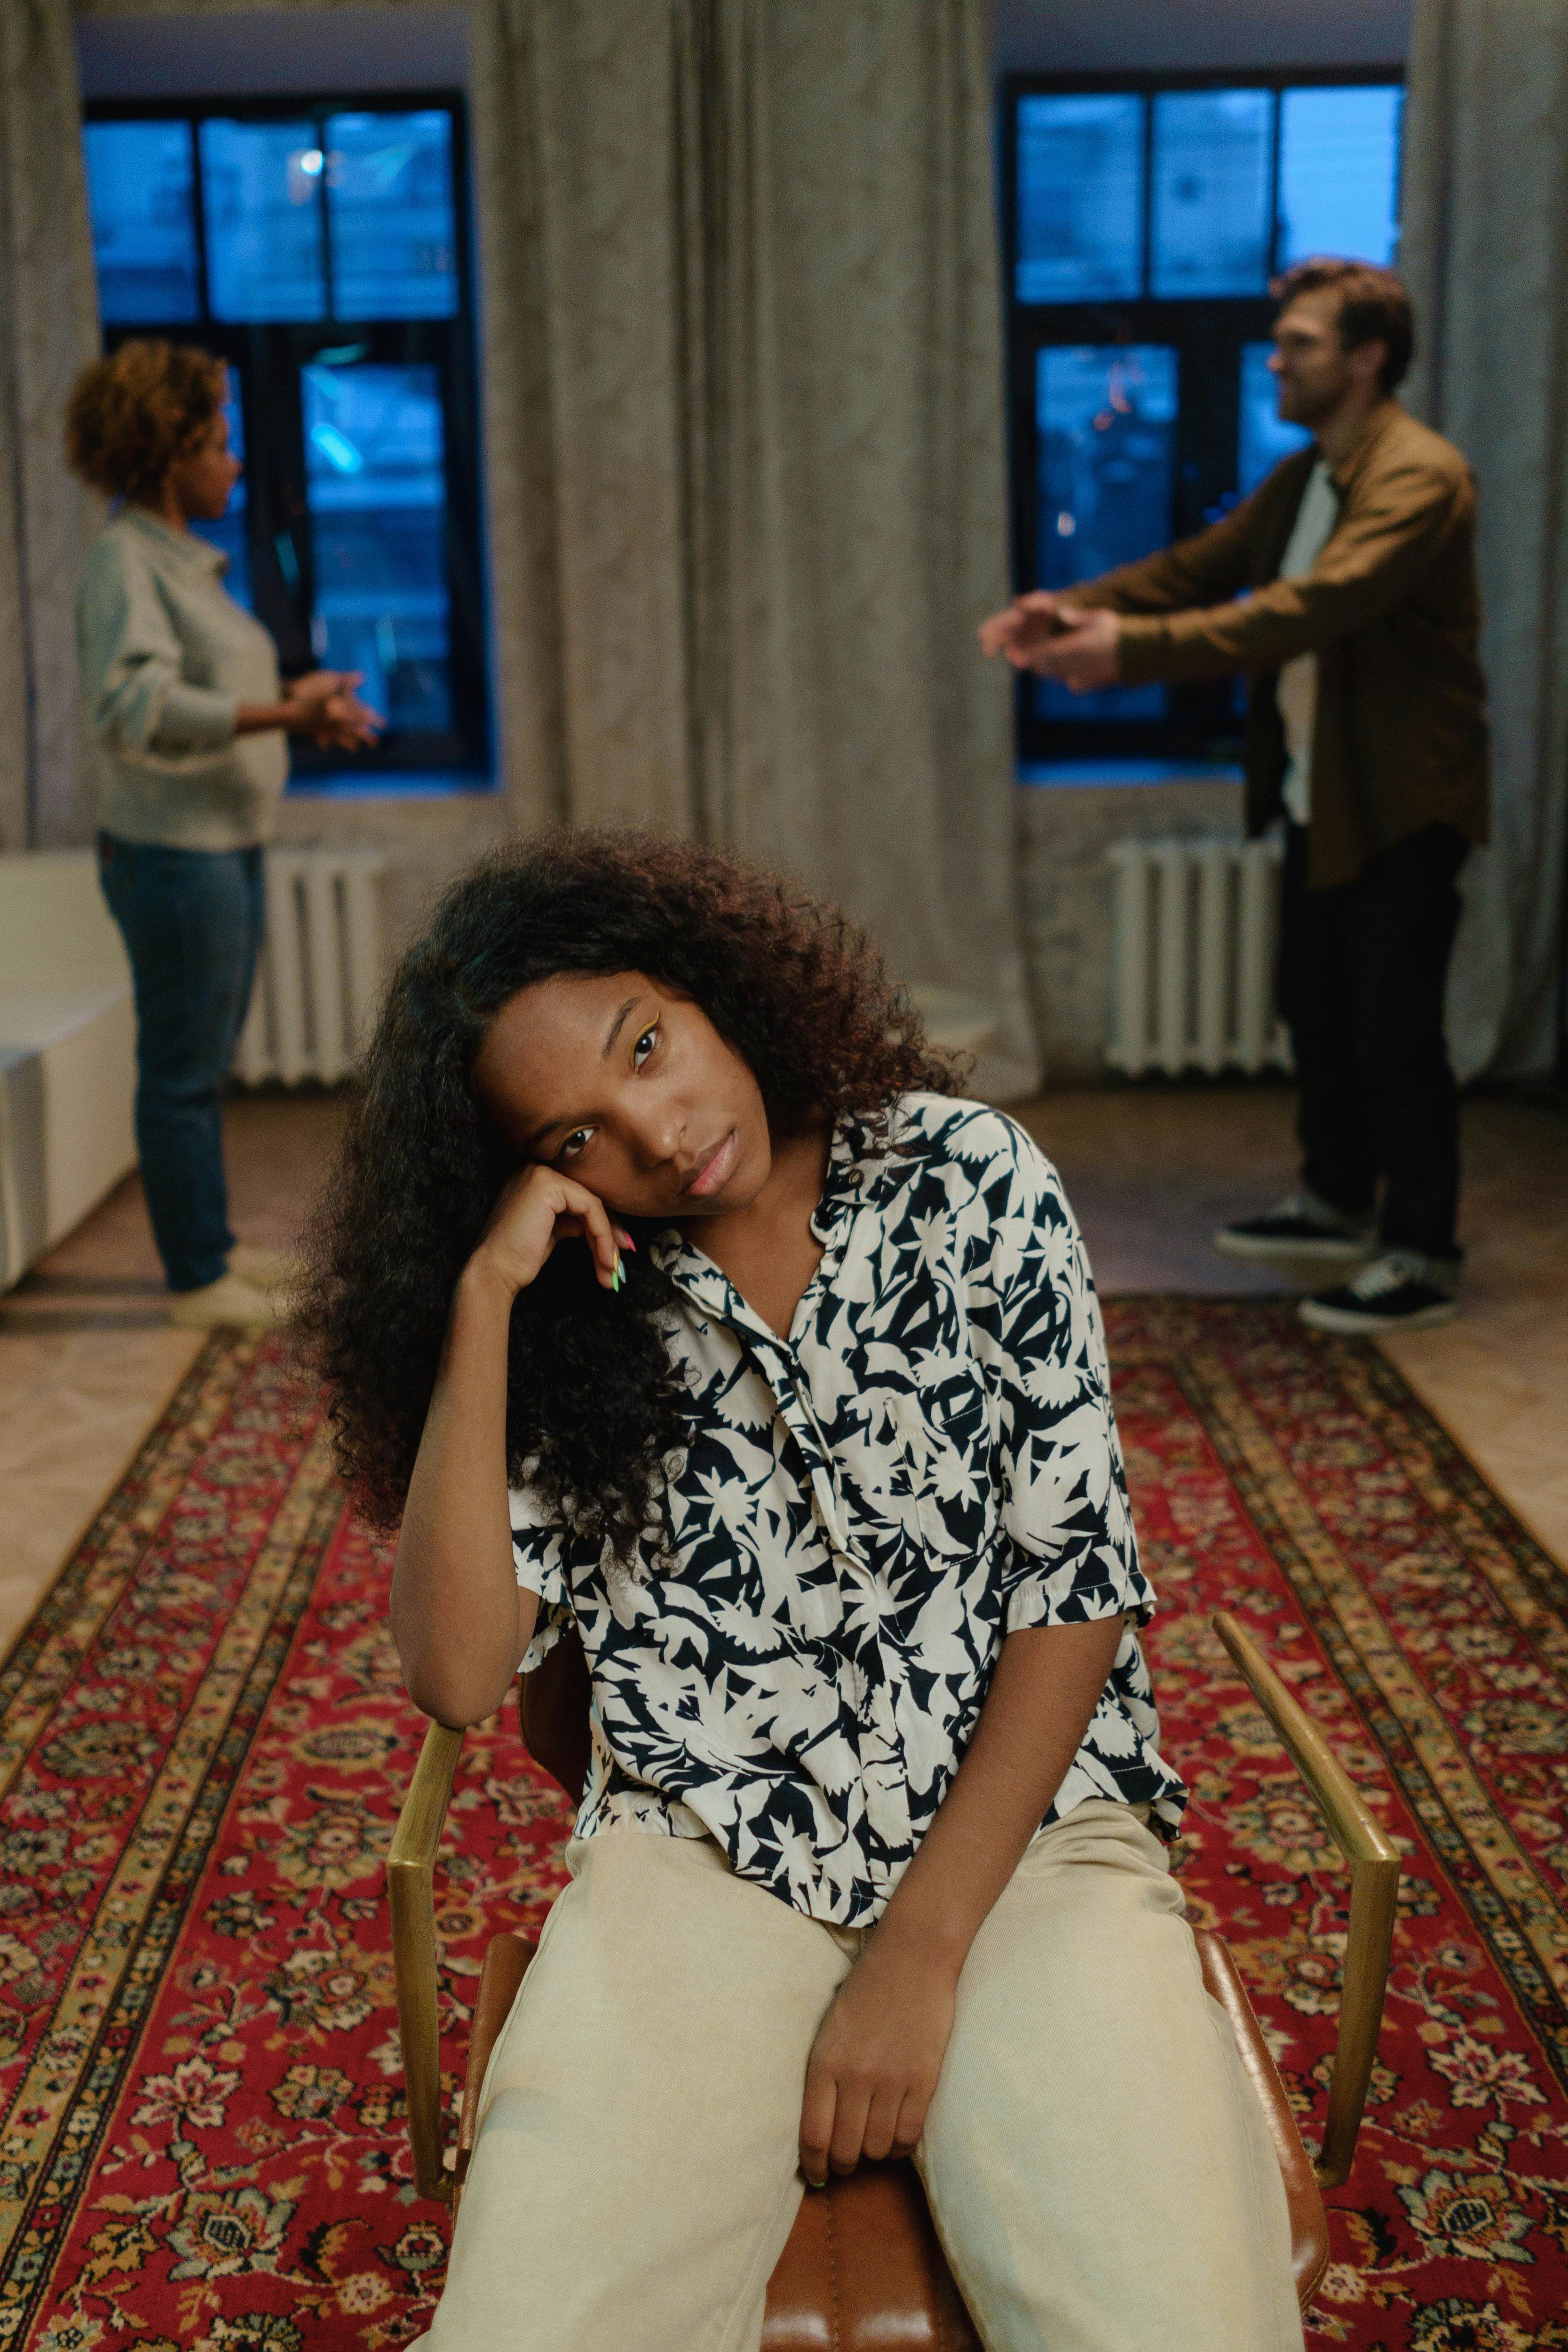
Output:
top-left (1016, 759), bottom-right (1243, 788)
top-left (285, 770), bottom-right (497, 801)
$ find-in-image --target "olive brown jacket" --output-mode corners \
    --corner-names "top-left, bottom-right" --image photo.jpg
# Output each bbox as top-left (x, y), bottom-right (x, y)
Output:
top-left (1068, 401), bottom-right (1489, 890)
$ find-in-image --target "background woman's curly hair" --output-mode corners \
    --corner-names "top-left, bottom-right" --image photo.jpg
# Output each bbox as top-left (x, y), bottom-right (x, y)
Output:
top-left (64, 339), bottom-right (228, 501)
top-left (299, 830), bottom-right (960, 1560)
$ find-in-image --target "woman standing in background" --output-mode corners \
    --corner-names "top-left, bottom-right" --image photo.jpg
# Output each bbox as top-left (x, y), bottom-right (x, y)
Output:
top-left (66, 339), bottom-right (381, 1330)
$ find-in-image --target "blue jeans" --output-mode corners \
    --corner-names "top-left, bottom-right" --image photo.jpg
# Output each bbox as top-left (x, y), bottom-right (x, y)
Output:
top-left (98, 833), bottom-right (265, 1292)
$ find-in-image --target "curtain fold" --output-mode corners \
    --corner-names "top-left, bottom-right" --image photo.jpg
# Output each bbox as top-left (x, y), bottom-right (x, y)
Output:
top-left (0, 0), bottom-right (101, 849)
top-left (1401, 0), bottom-right (1568, 1079)
top-left (472, 0), bottom-right (1038, 1093)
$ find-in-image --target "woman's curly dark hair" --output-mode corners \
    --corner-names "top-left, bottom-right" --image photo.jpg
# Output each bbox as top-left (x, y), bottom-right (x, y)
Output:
top-left (299, 830), bottom-right (961, 1560)
top-left (64, 339), bottom-right (229, 501)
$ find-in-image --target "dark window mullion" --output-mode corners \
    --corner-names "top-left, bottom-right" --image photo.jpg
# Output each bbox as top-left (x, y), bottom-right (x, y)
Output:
top-left (1140, 94), bottom-right (1155, 300)
top-left (317, 108), bottom-right (337, 323)
top-left (1267, 89), bottom-right (1283, 280)
top-left (190, 110), bottom-right (214, 319)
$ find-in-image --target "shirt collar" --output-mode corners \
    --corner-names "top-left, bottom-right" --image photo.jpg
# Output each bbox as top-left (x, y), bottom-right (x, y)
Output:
top-left (121, 504), bottom-right (229, 577)
top-left (649, 1103), bottom-right (891, 1326)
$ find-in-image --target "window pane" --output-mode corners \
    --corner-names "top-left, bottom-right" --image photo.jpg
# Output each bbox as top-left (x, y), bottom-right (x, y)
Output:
top-left (200, 118), bottom-right (327, 322)
top-left (190, 378), bottom-right (251, 606)
top-left (84, 120), bottom-right (200, 324)
top-left (1238, 343), bottom-right (1313, 496)
top-left (304, 362), bottom-right (451, 734)
top-left (1150, 89), bottom-right (1272, 298)
top-left (1035, 345), bottom-right (1176, 720)
top-left (325, 111), bottom-right (458, 319)
top-left (1016, 95), bottom-right (1144, 304)
top-left (1278, 86), bottom-right (1403, 269)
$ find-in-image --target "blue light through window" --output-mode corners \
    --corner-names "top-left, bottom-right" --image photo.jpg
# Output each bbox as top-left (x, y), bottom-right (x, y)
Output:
top-left (1238, 343), bottom-right (1313, 496)
top-left (303, 362), bottom-right (451, 734)
top-left (1278, 86), bottom-right (1403, 269)
top-left (199, 119), bottom-right (327, 322)
top-left (1016, 94), bottom-right (1143, 304)
top-left (1150, 90), bottom-right (1273, 298)
top-left (326, 112), bottom-right (458, 319)
top-left (1035, 345), bottom-right (1177, 720)
top-left (84, 120), bottom-right (200, 323)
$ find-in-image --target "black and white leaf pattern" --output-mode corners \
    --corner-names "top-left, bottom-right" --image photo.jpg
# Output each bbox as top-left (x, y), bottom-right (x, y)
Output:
top-left (511, 1096), bottom-right (1187, 1925)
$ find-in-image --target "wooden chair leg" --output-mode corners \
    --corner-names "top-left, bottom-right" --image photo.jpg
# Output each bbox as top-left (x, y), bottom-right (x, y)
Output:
top-left (387, 1719), bottom-right (465, 2204)
top-left (1212, 1611), bottom-right (1402, 2187)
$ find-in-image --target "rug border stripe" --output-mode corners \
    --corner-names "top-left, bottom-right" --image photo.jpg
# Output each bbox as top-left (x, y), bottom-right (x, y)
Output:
top-left (0, 1427), bottom-right (339, 2273)
top-left (0, 1339), bottom-right (253, 1808)
top-left (1176, 1345), bottom-right (1568, 2092)
top-left (1, 1473), bottom-right (348, 2345)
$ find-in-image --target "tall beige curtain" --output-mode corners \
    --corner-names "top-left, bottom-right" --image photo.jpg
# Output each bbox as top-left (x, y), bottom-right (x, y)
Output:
top-left (471, 0), bottom-right (1039, 1093)
top-left (1401, 0), bottom-right (1568, 1079)
top-left (0, 0), bottom-right (101, 850)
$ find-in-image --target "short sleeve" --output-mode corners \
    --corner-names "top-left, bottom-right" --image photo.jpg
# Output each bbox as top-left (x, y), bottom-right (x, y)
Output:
top-left (508, 1480), bottom-right (573, 1675)
top-left (968, 1119), bottom-right (1152, 1635)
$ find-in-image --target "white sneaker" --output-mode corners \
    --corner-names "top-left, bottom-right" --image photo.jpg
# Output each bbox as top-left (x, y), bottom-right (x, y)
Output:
top-left (227, 1240), bottom-right (297, 1291)
top-left (167, 1272), bottom-right (293, 1331)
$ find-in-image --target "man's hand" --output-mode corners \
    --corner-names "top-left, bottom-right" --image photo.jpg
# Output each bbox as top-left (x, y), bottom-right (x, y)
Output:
top-left (1018, 605), bottom-right (1121, 692)
top-left (798, 1933), bottom-right (958, 2186)
top-left (977, 589), bottom-right (1068, 662)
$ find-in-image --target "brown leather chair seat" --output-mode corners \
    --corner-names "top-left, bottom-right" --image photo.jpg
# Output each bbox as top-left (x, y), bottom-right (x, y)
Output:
top-left (389, 1611), bottom-right (1400, 2338)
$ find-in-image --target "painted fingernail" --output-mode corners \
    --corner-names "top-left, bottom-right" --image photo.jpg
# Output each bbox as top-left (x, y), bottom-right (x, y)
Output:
top-left (615, 1228), bottom-right (636, 1252)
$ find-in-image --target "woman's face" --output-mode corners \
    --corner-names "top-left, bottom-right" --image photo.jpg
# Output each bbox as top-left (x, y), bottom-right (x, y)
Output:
top-left (472, 971), bottom-right (773, 1220)
top-left (166, 408), bottom-right (242, 523)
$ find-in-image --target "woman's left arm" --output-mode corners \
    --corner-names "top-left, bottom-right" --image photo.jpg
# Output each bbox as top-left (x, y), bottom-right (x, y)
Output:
top-left (798, 1612), bottom-right (1124, 2186)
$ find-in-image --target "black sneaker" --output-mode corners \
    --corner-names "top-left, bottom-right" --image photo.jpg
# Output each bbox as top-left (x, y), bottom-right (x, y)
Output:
top-left (1214, 1188), bottom-right (1376, 1270)
top-left (1299, 1250), bottom-right (1460, 1334)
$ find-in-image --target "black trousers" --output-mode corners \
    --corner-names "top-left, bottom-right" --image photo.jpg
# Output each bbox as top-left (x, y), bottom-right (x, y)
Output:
top-left (1278, 821), bottom-right (1469, 1259)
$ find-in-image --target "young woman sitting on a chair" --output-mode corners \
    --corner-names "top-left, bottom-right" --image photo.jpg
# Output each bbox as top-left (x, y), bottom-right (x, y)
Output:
top-left (305, 832), bottom-right (1304, 2352)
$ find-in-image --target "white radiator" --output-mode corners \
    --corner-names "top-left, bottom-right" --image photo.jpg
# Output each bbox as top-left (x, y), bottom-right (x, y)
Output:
top-left (234, 848), bottom-right (388, 1086)
top-left (1105, 835), bottom-right (1292, 1078)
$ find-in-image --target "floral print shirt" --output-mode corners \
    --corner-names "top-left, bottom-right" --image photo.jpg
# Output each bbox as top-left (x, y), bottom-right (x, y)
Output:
top-left (510, 1094), bottom-right (1186, 1926)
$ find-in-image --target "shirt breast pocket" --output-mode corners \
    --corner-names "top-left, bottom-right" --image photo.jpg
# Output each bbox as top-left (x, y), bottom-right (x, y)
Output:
top-left (895, 1378), bottom-right (992, 1559)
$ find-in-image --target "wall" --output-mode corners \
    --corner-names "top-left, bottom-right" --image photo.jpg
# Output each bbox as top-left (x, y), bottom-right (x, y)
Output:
top-left (75, 8), bottom-right (471, 99)
top-left (993, 0), bottom-right (1411, 75)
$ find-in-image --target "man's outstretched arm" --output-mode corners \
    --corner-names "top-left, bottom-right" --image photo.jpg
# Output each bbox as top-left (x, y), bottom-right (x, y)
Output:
top-left (1032, 461), bottom-right (1466, 694)
top-left (978, 493), bottom-right (1260, 670)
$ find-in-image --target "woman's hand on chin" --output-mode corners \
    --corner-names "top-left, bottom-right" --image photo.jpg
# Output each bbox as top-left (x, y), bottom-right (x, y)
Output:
top-left (797, 1933), bottom-right (959, 2186)
top-left (467, 1164), bottom-right (633, 1298)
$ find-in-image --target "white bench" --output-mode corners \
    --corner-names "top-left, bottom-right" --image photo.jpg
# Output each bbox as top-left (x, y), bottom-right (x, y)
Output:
top-left (0, 851), bottom-right (137, 1289)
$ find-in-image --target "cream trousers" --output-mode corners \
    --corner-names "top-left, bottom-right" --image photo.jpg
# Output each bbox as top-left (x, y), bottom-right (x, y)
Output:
top-left (413, 1802), bottom-right (1304, 2352)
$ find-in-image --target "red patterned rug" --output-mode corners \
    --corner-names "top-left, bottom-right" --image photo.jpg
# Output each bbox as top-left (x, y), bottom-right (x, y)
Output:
top-left (2, 1304), bottom-right (1567, 2352)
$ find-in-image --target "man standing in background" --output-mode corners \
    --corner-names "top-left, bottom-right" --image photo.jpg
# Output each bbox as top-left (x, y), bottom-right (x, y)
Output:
top-left (982, 261), bottom-right (1489, 1336)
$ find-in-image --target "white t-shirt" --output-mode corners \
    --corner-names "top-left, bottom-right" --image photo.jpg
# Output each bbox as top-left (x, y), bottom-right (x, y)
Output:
top-left (1274, 457), bottom-right (1339, 827)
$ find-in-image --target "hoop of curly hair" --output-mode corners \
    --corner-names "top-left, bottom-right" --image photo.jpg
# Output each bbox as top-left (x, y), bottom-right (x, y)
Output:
top-left (296, 829), bottom-right (962, 1565)
top-left (64, 336), bottom-right (230, 503)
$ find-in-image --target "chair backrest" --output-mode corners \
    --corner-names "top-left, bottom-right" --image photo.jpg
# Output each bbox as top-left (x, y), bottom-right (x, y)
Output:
top-left (518, 1623), bottom-right (594, 1801)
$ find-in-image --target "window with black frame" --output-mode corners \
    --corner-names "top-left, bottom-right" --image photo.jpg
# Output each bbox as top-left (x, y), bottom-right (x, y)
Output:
top-left (1001, 71), bottom-right (1404, 771)
top-left (81, 95), bottom-right (489, 786)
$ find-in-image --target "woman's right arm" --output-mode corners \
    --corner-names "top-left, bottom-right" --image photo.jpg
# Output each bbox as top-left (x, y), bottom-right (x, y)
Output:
top-left (388, 1166), bottom-right (626, 1727)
